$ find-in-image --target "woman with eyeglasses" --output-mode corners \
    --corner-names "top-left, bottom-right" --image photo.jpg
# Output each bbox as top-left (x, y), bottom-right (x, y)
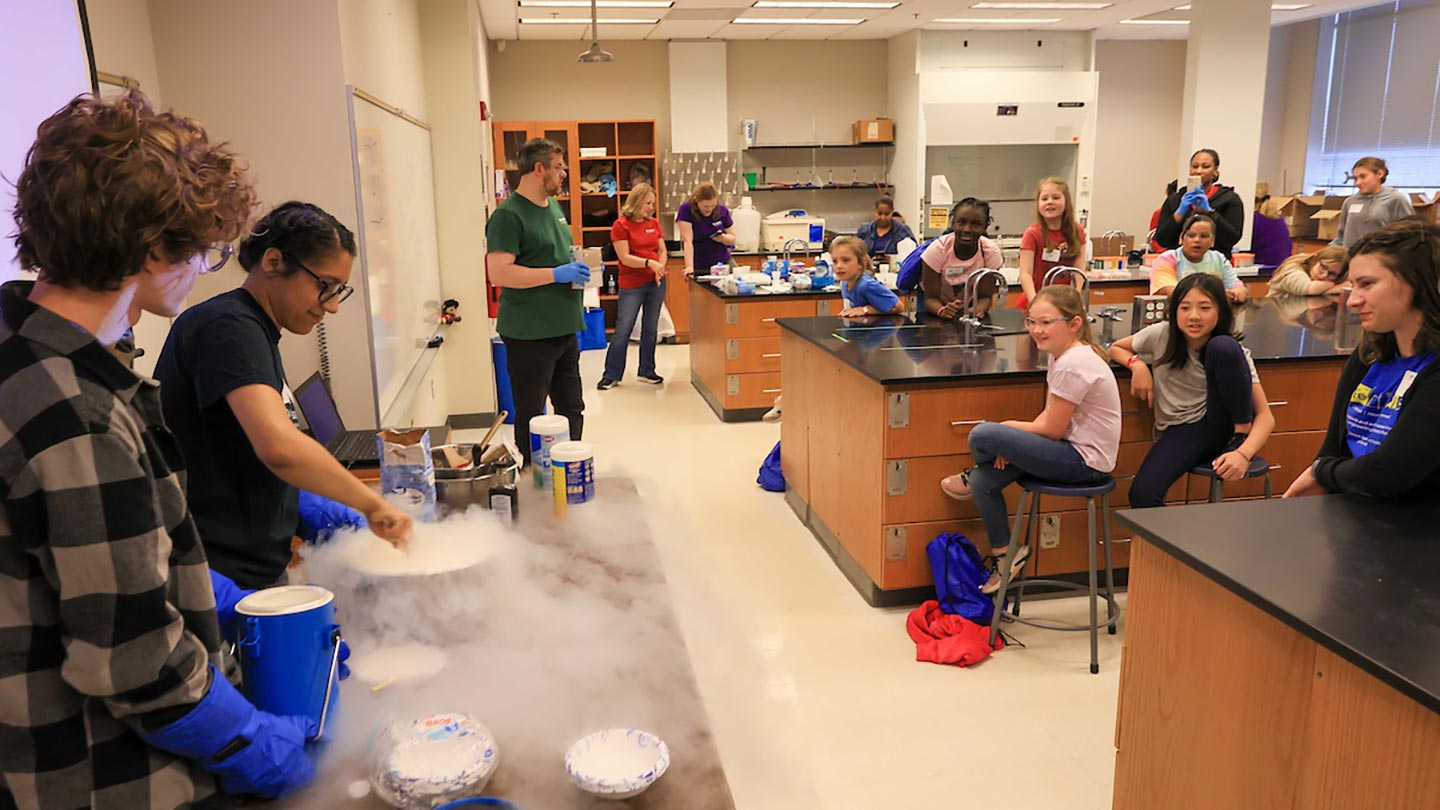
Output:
top-left (155, 201), bottom-right (413, 589)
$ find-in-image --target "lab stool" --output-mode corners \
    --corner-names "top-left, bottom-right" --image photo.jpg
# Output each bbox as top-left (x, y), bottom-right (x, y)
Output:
top-left (987, 475), bottom-right (1121, 675)
top-left (1188, 455), bottom-right (1274, 503)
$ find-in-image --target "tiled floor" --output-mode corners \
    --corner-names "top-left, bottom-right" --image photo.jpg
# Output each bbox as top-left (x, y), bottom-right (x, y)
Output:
top-left (458, 342), bottom-right (1124, 809)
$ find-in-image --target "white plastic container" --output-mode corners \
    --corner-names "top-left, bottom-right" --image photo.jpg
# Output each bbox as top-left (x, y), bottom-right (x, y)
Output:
top-left (731, 197), bottom-right (762, 253)
top-left (760, 209), bottom-right (826, 252)
top-left (529, 415), bottom-right (570, 489)
top-left (550, 440), bottom-right (595, 518)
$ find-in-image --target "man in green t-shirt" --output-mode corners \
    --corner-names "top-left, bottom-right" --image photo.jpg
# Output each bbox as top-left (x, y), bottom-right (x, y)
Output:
top-left (486, 138), bottom-right (592, 465)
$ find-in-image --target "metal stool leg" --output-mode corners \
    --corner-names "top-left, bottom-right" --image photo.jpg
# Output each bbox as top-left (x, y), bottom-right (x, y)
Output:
top-left (1012, 491), bottom-right (1043, 617)
top-left (1086, 496), bottom-right (1100, 674)
top-left (1101, 493), bottom-right (1118, 636)
top-left (990, 490), bottom-right (1029, 648)
top-left (1263, 472), bottom-right (1273, 500)
top-left (1209, 477), bottom-right (1223, 503)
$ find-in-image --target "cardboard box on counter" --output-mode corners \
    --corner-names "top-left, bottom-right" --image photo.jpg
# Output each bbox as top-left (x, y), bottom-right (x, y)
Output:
top-left (1311, 196), bottom-right (1347, 242)
top-left (852, 118), bottom-right (894, 144)
top-left (1271, 194), bottom-right (1328, 238)
top-left (1091, 233), bottom-right (1134, 257)
top-left (1410, 192), bottom-right (1439, 224)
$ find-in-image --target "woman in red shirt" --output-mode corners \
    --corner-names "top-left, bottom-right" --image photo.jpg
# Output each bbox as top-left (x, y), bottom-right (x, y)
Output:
top-left (599, 183), bottom-right (668, 389)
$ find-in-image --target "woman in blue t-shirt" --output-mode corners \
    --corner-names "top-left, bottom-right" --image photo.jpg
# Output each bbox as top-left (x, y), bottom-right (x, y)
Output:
top-left (1284, 219), bottom-right (1440, 500)
top-left (855, 195), bottom-right (917, 259)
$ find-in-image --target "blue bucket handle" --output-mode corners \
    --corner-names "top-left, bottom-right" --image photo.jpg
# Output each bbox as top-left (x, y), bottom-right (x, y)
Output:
top-left (314, 625), bottom-right (343, 741)
top-left (239, 616), bottom-right (261, 658)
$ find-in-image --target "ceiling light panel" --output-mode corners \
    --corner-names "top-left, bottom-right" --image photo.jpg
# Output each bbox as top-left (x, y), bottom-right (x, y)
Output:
top-left (752, 1), bottom-right (898, 7)
top-left (519, 0), bottom-right (672, 6)
top-left (933, 17), bottom-right (1062, 23)
top-left (731, 16), bottom-right (865, 23)
top-left (520, 16), bottom-right (660, 23)
top-left (971, 2), bottom-right (1109, 8)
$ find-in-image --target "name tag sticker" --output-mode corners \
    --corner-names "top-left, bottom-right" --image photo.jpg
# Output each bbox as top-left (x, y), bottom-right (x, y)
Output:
top-left (1042, 248), bottom-right (1061, 262)
top-left (1395, 369), bottom-right (1420, 405)
top-left (1349, 204), bottom-right (1365, 216)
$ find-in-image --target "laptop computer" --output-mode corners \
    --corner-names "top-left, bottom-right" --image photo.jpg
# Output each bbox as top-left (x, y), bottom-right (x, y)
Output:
top-left (293, 372), bottom-right (447, 467)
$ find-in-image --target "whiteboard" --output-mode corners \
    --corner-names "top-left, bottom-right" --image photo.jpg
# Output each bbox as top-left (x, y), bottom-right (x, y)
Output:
top-left (1, 1), bottom-right (92, 280)
top-left (347, 87), bottom-right (444, 420)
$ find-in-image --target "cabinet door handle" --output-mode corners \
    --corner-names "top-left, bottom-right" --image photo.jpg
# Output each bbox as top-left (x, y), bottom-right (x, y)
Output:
top-left (1268, 464), bottom-right (1282, 471)
top-left (762, 353), bottom-right (782, 358)
top-left (1110, 536), bottom-right (1133, 545)
top-left (950, 420), bottom-right (984, 427)
top-left (762, 388), bottom-right (782, 394)
top-left (1267, 400), bottom-right (1289, 407)
top-left (762, 317), bottom-right (778, 323)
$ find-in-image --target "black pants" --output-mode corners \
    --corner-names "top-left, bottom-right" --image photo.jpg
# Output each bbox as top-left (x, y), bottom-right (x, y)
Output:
top-left (1129, 336), bottom-right (1254, 508)
top-left (503, 333), bottom-right (585, 465)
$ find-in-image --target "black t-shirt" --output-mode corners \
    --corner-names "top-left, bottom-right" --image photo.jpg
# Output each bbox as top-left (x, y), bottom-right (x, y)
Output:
top-left (154, 288), bottom-right (299, 588)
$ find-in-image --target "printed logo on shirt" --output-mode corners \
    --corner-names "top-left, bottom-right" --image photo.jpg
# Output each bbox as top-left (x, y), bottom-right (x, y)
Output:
top-left (1350, 383), bottom-right (1374, 406)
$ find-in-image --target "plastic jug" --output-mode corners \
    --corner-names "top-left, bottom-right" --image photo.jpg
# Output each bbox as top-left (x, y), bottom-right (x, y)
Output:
top-left (732, 197), bottom-right (762, 253)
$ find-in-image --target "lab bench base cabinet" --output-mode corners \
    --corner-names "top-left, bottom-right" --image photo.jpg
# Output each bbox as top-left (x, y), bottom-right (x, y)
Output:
top-left (1113, 537), bottom-right (1440, 809)
top-left (778, 330), bottom-right (1342, 604)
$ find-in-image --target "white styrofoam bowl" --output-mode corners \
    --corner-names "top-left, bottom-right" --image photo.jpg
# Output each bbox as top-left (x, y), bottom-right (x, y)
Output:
top-left (564, 728), bottom-right (670, 800)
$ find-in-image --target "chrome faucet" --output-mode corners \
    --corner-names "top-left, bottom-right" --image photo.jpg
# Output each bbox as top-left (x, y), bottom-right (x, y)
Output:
top-left (782, 237), bottom-right (811, 271)
top-left (1043, 265), bottom-right (1092, 312)
top-left (959, 268), bottom-right (1010, 329)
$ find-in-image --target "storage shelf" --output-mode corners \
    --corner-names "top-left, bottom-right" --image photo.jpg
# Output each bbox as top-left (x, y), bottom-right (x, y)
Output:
top-left (745, 143), bottom-right (892, 150)
top-left (747, 183), bottom-right (890, 192)
top-left (580, 154), bottom-right (656, 160)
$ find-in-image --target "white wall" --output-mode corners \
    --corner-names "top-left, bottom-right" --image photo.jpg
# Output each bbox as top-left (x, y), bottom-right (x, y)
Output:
top-left (886, 33), bottom-right (923, 228)
top-left (147, 0), bottom-right (368, 424)
top-left (1259, 19), bottom-right (1318, 195)
top-left (670, 41), bottom-right (728, 153)
top-left (1091, 39), bottom-right (1187, 238)
top-left (339, 0), bottom-right (428, 118)
top-left (419, 0), bottom-right (496, 419)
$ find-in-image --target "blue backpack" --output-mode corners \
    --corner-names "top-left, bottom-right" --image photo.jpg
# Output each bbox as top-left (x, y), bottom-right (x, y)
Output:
top-left (926, 532), bottom-right (997, 624)
top-left (896, 236), bottom-right (938, 291)
top-left (757, 441), bottom-right (785, 492)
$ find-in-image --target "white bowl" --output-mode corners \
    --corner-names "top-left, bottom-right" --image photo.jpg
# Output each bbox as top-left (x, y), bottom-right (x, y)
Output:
top-left (370, 713), bottom-right (499, 809)
top-left (564, 728), bottom-right (670, 800)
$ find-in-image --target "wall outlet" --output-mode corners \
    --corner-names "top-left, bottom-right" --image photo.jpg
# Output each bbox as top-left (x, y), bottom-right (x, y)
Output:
top-left (1039, 515), bottom-right (1061, 550)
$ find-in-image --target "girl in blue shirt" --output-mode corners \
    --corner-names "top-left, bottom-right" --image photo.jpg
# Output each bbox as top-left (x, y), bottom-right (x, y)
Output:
top-left (855, 195), bottom-right (918, 259)
top-left (1284, 219), bottom-right (1440, 500)
top-left (831, 236), bottom-right (902, 317)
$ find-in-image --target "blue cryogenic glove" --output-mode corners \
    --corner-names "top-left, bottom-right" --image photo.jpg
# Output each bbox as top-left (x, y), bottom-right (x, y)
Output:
top-left (140, 664), bottom-right (318, 799)
top-left (210, 569), bottom-right (254, 644)
top-left (552, 261), bottom-right (592, 286)
top-left (297, 490), bottom-right (366, 544)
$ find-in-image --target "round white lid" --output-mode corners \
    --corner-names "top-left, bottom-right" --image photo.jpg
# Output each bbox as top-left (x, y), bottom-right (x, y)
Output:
top-left (550, 441), bottom-right (593, 463)
top-left (236, 585), bottom-right (334, 616)
top-left (528, 414), bottom-right (570, 433)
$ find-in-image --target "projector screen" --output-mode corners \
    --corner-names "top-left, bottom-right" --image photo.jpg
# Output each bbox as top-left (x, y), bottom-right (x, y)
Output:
top-left (0, 1), bottom-right (95, 281)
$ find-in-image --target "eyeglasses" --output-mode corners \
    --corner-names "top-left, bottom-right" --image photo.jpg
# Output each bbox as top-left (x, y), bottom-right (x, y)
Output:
top-left (1024, 316), bottom-right (1074, 330)
top-left (287, 254), bottom-right (355, 305)
top-left (199, 243), bottom-right (233, 274)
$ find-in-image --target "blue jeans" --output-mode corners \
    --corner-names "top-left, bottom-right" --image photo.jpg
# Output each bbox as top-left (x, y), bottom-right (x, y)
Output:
top-left (603, 278), bottom-right (667, 381)
top-left (966, 422), bottom-right (1108, 550)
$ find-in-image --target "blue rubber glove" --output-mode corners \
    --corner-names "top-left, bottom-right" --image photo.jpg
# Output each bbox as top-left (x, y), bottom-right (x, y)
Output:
top-left (552, 261), bottom-right (592, 286)
top-left (1190, 189), bottom-right (1212, 211)
top-left (140, 665), bottom-right (318, 799)
top-left (297, 490), bottom-right (366, 544)
top-left (210, 569), bottom-right (254, 644)
top-left (1176, 190), bottom-right (1196, 218)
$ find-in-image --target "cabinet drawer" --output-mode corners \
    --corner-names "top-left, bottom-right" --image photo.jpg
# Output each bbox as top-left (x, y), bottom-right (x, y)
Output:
top-left (724, 337), bottom-right (782, 374)
top-left (721, 371), bottom-right (782, 409)
top-left (884, 383), bottom-right (1046, 458)
top-left (722, 298), bottom-right (835, 338)
top-left (1258, 362), bottom-right (1343, 433)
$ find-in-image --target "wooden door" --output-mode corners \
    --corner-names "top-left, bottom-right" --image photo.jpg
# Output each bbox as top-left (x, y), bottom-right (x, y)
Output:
top-left (534, 121), bottom-right (581, 244)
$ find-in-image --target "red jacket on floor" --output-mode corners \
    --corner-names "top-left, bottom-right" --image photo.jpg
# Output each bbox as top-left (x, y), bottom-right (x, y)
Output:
top-left (907, 600), bottom-right (1004, 667)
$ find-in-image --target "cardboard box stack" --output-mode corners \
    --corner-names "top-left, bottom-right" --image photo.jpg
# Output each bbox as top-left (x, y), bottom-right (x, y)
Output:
top-left (1312, 196), bottom-right (1347, 242)
top-left (1270, 194), bottom-right (1328, 238)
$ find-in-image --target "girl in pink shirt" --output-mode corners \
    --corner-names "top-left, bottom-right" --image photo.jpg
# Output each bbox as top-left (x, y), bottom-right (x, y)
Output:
top-left (940, 286), bottom-right (1122, 593)
top-left (919, 198), bottom-right (1004, 319)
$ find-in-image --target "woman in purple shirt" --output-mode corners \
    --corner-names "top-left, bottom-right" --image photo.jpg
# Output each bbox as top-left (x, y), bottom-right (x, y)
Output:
top-left (676, 181), bottom-right (735, 278)
top-left (1252, 184), bottom-right (1293, 267)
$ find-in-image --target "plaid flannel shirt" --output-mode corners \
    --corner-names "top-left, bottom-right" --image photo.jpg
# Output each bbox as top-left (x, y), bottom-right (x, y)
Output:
top-left (0, 282), bottom-right (228, 809)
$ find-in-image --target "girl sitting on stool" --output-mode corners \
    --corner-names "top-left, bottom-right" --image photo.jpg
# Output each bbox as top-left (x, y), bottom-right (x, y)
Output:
top-left (940, 286), bottom-right (1122, 592)
top-left (1109, 274), bottom-right (1275, 509)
